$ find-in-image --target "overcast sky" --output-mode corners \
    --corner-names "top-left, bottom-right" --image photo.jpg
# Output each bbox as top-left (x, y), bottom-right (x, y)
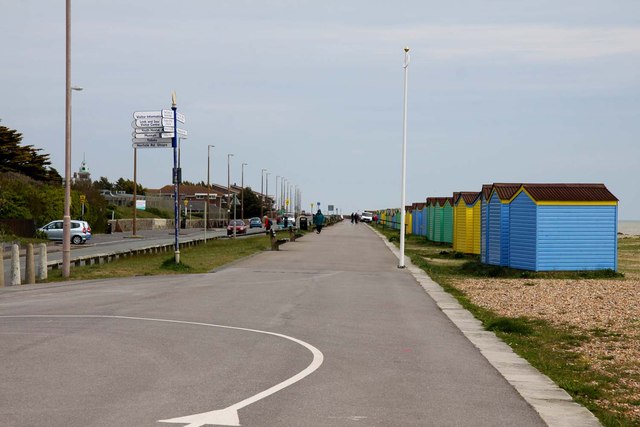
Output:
top-left (3, 1), bottom-right (639, 219)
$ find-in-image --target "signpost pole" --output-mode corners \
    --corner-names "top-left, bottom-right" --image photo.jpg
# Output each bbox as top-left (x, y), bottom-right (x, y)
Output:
top-left (172, 93), bottom-right (180, 263)
top-left (133, 146), bottom-right (137, 236)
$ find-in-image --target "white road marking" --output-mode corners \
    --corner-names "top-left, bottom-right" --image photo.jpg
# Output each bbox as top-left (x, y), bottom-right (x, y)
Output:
top-left (1, 314), bottom-right (324, 427)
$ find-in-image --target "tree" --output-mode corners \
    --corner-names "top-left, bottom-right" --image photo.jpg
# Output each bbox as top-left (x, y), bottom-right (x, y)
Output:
top-left (114, 178), bottom-right (145, 195)
top-left (233, 187), bottom-right (264, 219)
top-left (93, 176), bottom-right (114, 191)
top-left (0, 125), bottom-right (61, 182)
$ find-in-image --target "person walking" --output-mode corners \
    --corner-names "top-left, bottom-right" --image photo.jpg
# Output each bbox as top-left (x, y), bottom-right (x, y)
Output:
top-left (313, 209), bottom-right (325, 234)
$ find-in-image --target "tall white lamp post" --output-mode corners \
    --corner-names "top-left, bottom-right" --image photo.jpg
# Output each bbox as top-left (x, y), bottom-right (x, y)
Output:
top-left (260, 169), bottom-right (266, 218)
top-left (227, 154), bottom-right (234, 227)
top-left (399, 47), bottom-right (410, 268)
top-left (205, 144), bottom-right (214, 242)
top-left (241, 162), bottom-right (247, 221)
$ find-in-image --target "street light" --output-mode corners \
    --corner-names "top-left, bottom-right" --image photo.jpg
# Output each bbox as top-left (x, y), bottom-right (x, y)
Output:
top-left (241, 162), bottom-right (247, 221)
top-left (276, 176), bottom-right (280, 215)
top-left (62, 0), bottom-right (79, 278)
top-left (205, 144), bottom-right (214, 243)
top-left (399, 47), bottom-right (410, 269)
top-left (260, 169), bottom-right (266, 218)
top-left (227, 154), bottom-right (234, 227)
top-left (265, 172), bottom-right (271, 217)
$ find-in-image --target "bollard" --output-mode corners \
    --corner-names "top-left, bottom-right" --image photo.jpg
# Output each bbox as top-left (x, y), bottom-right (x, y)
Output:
top-left (25, 243), bottom-right (35, 284)
top-left (0, 245), bottom-right (4, 287)
top-left (11, 244), bottom-right (21, 286)
top-left (38, 243), bottom-right (48, 281)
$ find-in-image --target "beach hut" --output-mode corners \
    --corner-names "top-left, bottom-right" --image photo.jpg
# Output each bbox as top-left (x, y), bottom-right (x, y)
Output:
top-left (426, 198), bottom-right (437, 241)
top-left (480, 184), bottom-right (492, 263)
top-left (453, 192), bottom-right (481, 254)
top-left (485, 183), bottom-right (521, 267)
top-left (508, 184), bottom-right (618, 271)
top-left (432, 197), bottom-right (454, 243)
top-left (413, 202), bottom-right (426, 236)
top-left (408, 205), bottom-right (414, 235)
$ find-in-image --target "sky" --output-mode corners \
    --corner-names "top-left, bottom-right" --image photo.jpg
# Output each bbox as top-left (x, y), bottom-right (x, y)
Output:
top-left (2, 0), bottom-right (640, 219)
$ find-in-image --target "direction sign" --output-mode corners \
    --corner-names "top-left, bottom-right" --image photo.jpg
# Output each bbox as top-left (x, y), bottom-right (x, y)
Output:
top-left (177, 112), bottom-right (186, 123)
top-left (135, 118), bottom-right (163, 127)
top-left (162, 109), bottom-right (173, 118)
top-left (177, 128), bottom-right (188, 136)
top-left (133, 111), bottom-right (162, 119)
top-left (161, 132), bottom-right (175, 138)
top-left (134, 132), bottom-right (161, 138)
top-left (135, 127), bottom-right (164, 133)
top-left (132, 142), bottom-right (172, 149)
top-left (132, 137), bottom-right (173, 143)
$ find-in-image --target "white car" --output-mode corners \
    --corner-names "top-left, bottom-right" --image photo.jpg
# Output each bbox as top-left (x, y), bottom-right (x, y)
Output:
top-left (38, 220), bottom-right (92, 244)
top-left (282, 214), bottom-right (296, 228)
top-left (360, 212), bottom-right (373, 223)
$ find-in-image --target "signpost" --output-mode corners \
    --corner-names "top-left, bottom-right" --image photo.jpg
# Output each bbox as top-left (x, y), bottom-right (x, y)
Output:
top-left (131, 99), bottom-right (188, 264)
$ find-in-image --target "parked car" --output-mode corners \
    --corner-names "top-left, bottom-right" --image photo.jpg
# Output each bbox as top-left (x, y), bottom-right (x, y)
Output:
top-left (282, 214), bottom-right (296, 228)
top-left (227, 219), bottom-right (247, 235)
top-left (38, 220), bottom-right (92, 244)
top-left (249, 217), bottom-right (263, 229)
top-left (360, 212), bottom-right (373, 223)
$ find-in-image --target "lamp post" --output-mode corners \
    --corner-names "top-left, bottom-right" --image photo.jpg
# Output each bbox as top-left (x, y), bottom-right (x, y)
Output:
top-left (260, 169), bottom-right (266, 219)
top-left (399, 47), bottom-right (410, 269)
top-left (265, 172), bottom-right (271, 217)
top-left (227, 154), bottom-right (234, 227)
top-left (205, 144), bottom-right (214, 242)
top-left (241, 162), bottom-right (247, 221)
top-left (276, 176), bottom-right (280, 215)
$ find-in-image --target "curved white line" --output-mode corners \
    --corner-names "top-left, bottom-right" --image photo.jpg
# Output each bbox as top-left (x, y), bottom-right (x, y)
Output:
top-left (1, 315), bottom-right (324, 426)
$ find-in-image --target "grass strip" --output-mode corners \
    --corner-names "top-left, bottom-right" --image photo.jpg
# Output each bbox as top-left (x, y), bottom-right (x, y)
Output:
top-left (47, 234), bottom-right (272, 281)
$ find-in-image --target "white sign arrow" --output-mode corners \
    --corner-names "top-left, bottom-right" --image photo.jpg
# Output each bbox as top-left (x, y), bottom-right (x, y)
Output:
top-left (133, 111), bottom-right (162, 119)
top-left (132, 137), bottom-right (173, 143)
top-left (132, 142), bottom-right (172, 148)
top-left (134, 132), bottom-right (161, 138)
top-left (177, 128), bottom-right (188, 136)
top-left (176, 112), bottom-right (186, 124)
top-left (135, 118), bottom-right (163, 127)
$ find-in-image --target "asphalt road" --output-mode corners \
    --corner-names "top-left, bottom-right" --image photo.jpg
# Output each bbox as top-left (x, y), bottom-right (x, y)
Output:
top-left (1, 226), bottom-right (266, 285)
top-left (0, 221), bottom-right (548, 426)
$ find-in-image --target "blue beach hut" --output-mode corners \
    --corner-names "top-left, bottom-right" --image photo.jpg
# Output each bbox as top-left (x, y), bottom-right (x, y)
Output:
top-left (480, 184), bottom-right (492, 264)
top-left (508, 184), bottom-right (618, 271)
top-left (485, 183), bottom-right (521, 267)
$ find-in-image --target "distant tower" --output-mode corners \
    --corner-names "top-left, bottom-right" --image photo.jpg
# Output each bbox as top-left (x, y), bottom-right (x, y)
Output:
top-left (73, 154), bottom-right (91, 183)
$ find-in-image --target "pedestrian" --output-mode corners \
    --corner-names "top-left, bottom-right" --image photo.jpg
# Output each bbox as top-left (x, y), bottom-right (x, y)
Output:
top-left (351, 212), bottom-right (355, 224)
top-left (313, 209), bottom-right (325, 234)
top-left (264, 216), bottom-right (271, 231)
top-left (355, 212), bottom-right (359, 224)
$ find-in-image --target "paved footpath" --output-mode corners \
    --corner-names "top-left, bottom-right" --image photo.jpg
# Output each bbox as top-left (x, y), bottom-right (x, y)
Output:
top-left (0, 221), bottom-right (600, 426)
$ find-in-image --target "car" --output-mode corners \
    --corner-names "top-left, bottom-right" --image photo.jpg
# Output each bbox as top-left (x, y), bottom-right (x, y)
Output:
top-left (227, 219), bottom-right (247, 235)
top-left (249, 217), bottom-right (263, 229)
top-left (38, 220), bottom-right (92, 244)
top-left (360, 212), bottom-right (373, 223)
top-left (282, 214), bottom-right (296, 228)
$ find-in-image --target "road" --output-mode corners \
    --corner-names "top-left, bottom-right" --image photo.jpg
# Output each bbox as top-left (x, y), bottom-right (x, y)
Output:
top-left (0, 222), bottom-right (592, 426)
top-left (1, 226), bottom-right (267, 285)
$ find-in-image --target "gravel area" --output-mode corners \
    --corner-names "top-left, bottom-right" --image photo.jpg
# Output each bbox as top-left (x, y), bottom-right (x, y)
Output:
top-left (452, 276), bottom-right (640, 421)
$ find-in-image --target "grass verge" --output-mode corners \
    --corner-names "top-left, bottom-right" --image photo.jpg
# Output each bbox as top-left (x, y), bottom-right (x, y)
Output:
top-left (47, 234), bottom-right (272, 281)
top-left (373, 224), bottom-right (637, 427)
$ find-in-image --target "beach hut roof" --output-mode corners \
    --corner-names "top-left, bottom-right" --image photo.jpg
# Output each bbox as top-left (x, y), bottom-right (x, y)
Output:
top-left (520, 183), bottom-right (618, 202)
top-left (436, 197), bottom-right (453, 207)
top-left (481, 184), bottom-right (493, 200)
top-left (490, 183), bottom-right (521, 201)
top-left (454, 192), bottom-right (481, 205)
top-left (414, 202), bottom-right (426, 210)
